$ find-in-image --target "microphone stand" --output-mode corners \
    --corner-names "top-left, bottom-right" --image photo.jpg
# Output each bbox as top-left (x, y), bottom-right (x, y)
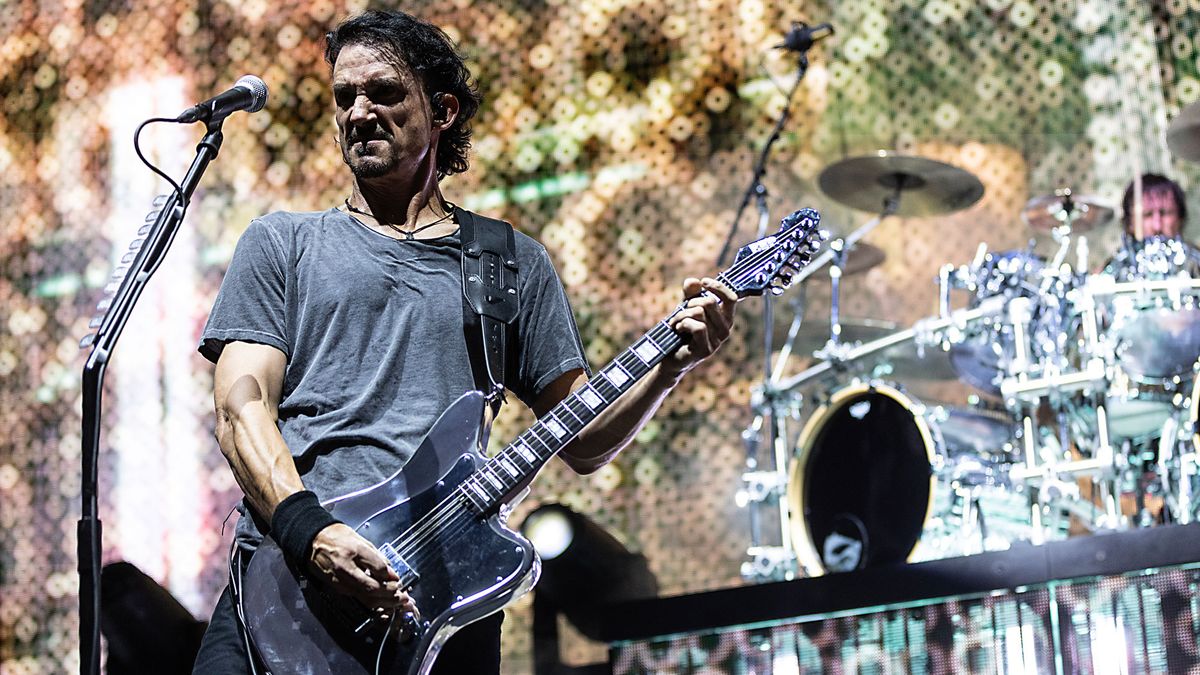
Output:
top-left (724, 42), bottom-right (818, 583)
top-left (716, 47), bottom-right (811, 268)
top-left (79, 121), bottom-right (225, 675)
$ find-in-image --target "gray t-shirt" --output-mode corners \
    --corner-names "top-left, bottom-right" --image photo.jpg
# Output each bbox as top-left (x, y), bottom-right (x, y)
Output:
top-left (199, 208), bottom-right (589, 547)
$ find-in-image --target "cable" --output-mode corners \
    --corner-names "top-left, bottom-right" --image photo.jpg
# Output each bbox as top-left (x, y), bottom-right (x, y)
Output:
top-left (133, 117), bottom-right (186, 208)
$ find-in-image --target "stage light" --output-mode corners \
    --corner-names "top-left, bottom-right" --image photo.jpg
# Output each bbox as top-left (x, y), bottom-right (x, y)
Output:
top-left (524, 504), bottom-right (575, 559)
top-left (521, 504), bottom-right (658, 673)
top-left (522, 504), bottom-right (658, 618)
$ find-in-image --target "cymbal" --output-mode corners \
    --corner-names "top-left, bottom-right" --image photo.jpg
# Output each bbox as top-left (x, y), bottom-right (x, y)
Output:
top-left (773, 317), bottom-right (897, 353)
top-left (818, 152), bottom-right (985, 217)
top-left (1167, 99), bottom-right (1200, 162)
top-left (873, 341), bottom-right (961, 382)
top-left (1021, 191), bottom-right (1113, 233)
top-left (806, 241), bottom-right (887, 279)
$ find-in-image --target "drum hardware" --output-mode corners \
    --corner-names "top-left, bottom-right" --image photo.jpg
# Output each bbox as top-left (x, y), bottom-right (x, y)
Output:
top-left (1002, 286), bottom-right (1125, 532)
top-left (737, 389), bottom-right (801, 582)
top-left (809, 241), bottom-right (885, 277)
top-left (828, 241), bottom-right (857, 348)
top-left (1167, 442), bottom-right (1199, 525)
top-left (796, 153), bottom-right (983, 348)
top-left (793, 153), bottom-right (985, 362)
top-left (1085, 275), bottom-right (1200, 302)
top-left (771, 317), bottom-right (897, 358)
top-left (739, 294), bottom-right (808, 583)
top-left (1149, 379), bottom-right (1200, 526)
top-left (942, 248), bottom-right (1054, 396)
top-left (1021, 189), bottom-right (1114, 235)
top-left (999, 359), bottom-right (1108, 402)
top-left (738, 154), bottom-right (984, 581)
top-left (773, 303), bottom-right (1003, 394)
top-left (793, 226), bottom-right (896, 356)
top-left (1086, 256), bottom-right (1200, 443)
top-left (736, 461), bottom-right (793, 579)
top-left (1008, 456), bottom-right (1117, 482)
top-left (934, 224), bottom-right (1141, 539)
top-left (735, 470), bottom-right (788, 507)
top-left (739, 290), bottom-right (809, 583)
top-left (740, 168), bottom-right (1200, 575)
top-left (740, 546), bottom-right (800, 581)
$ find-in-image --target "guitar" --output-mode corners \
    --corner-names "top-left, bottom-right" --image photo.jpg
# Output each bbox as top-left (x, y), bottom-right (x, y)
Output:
top-left (241, 208), bottom-right (826, 675)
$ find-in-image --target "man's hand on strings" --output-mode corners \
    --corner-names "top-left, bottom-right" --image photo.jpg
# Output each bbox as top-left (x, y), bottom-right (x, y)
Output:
top-left (309, 523), bottom-right (418, 617)
top-left (663, 277), bottom-right (738, 375)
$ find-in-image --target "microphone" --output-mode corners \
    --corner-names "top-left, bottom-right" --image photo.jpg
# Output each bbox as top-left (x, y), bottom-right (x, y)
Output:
top-left (176, 75), bottom-right (269, 124)
top-left (776, 22), bottom-right (834, 52)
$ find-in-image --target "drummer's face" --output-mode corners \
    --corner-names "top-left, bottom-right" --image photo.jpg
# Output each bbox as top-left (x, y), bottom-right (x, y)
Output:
top-left (1138, 189), bottom-right (1182, 238)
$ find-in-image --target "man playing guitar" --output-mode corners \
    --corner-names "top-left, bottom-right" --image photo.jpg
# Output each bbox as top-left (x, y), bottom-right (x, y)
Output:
top-left (191, 9), bottom-right (737, 674)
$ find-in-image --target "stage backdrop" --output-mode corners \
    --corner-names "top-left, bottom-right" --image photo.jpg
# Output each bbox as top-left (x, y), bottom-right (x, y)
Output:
top-left (3, 0), bottom-right (1200, 671)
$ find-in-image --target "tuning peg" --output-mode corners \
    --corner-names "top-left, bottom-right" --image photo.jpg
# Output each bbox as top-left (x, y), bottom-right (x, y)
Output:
top-left (79, 333), bottom-right (96, 349)
top-left (88, 315), bottom-right (103, 329)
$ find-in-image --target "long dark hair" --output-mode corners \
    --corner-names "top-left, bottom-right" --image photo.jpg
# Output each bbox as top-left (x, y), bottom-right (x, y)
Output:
top-left (325, 10), bottom-right (482, 178)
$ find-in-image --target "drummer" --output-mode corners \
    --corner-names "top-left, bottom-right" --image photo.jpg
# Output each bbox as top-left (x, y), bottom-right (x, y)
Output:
top-left (1120, 173), bottom-right (1187, 241)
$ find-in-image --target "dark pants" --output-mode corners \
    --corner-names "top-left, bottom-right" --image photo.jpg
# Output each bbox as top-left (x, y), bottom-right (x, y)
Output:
top-left (192, 552), bottom-right (503, 674)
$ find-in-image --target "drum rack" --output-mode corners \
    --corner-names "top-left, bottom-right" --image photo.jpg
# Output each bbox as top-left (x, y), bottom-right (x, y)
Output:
top-left (736, 155), bottom-right (1200, 583)
top-left (742, 263), bottom-right (1200, 578)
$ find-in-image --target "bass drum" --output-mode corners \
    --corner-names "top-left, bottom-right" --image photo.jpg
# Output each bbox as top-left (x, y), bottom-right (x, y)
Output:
top-left (787, 383), bottom-right (1025, 576)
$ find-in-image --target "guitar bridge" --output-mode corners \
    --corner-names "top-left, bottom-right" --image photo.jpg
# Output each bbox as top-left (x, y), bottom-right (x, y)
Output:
top-left (378, 542), bottom-right (419, 589)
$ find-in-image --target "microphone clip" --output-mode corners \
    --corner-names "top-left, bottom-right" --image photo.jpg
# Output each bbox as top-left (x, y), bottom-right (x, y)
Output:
top-left (776, 21), bottom-right (835, 53)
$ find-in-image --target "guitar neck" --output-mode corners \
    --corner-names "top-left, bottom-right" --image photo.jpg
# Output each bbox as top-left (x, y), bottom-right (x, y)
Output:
top-left (459, 273), bottom-right (731, 512)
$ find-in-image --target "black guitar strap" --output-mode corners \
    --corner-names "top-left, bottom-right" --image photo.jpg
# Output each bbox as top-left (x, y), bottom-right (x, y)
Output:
top-left (457, 206), bottom-right (520, 413)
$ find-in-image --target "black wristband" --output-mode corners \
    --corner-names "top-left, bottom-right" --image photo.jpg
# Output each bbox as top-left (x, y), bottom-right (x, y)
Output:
top-left (270, 490), bottom-right (340, 563)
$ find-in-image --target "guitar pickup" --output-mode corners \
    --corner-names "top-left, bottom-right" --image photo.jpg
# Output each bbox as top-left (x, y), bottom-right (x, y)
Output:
top-left (378, 542), bottom-right (419, 589)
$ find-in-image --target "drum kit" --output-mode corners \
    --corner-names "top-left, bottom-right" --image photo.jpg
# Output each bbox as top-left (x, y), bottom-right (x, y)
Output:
top-left (738, 146), bottom-right (1200, 581)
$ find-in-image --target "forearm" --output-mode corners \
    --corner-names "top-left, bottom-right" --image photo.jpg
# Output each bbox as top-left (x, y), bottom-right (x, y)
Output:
top-left (559, 362), bottom-right (685, 473)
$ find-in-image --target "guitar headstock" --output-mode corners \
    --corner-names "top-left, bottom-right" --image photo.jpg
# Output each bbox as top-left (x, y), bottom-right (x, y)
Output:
top-left (724, 208), bottom-right (827, 298)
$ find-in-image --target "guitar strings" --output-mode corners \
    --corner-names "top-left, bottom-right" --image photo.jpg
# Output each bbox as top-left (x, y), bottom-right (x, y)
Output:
top-left (383, 226), bottom-right (818, 565)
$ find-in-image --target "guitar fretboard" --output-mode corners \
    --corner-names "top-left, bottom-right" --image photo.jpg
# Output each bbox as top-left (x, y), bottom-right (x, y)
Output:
top-left (458, 273), bottom-right (732, 512)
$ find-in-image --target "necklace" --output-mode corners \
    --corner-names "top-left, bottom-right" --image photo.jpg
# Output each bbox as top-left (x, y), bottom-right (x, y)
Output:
top-left (343, 198), bottom-right (455, 240)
